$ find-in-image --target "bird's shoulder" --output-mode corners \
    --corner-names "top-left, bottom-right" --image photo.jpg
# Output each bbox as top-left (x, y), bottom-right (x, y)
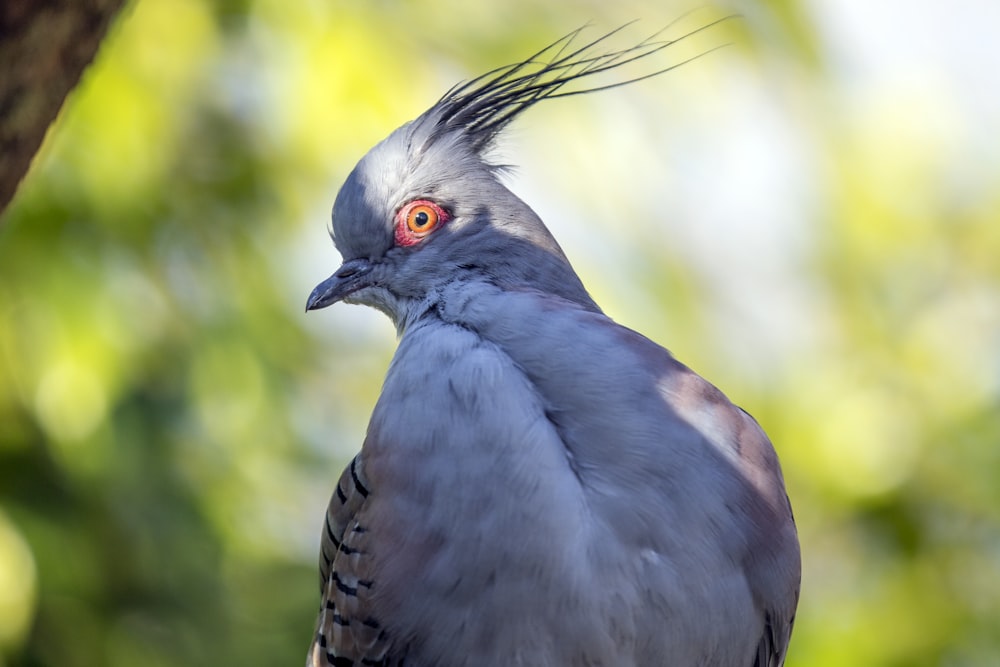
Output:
top-left (432, 281), bottom-right (781, 475)
top-left (367, 308), bottom-right (584, 504)
top-left (434, 280), bottom-right (802, 642)
top-left (378, 312), bottom-right (547, 435)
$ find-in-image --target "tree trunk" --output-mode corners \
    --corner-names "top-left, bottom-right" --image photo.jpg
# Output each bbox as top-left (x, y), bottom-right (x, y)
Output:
top-left (0, 0), bottom-right (128, 218)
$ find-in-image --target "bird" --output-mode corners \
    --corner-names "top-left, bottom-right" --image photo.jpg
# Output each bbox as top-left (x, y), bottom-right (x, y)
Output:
top-left (304, 22), bottom-right (800, 667)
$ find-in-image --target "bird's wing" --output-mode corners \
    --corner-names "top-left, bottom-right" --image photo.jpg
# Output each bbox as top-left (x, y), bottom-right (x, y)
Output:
top-left (730, 409), bottom-right (800, 667)
top-left (753, 608), bottom-right (797, 667)
top-left (308, 454), bottom-right (395, 667)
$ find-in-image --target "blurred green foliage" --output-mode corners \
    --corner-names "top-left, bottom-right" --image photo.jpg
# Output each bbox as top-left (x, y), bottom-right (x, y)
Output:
top-left (1, 0), bottom-right (998, 665)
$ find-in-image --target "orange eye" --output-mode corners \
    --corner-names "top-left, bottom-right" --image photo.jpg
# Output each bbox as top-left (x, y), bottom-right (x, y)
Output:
top-left (406, 204), bottom-right (440, 234)
top-left (395, 200), bottom-right (450, 247)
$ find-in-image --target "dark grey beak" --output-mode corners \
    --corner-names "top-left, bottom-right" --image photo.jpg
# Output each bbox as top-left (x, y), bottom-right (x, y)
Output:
top-left (306, 258), bottom-right (375, 311)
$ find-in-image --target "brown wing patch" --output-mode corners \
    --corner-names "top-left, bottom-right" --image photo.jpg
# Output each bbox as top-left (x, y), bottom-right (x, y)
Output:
top-left (308, 454), bottom-right (394, 666)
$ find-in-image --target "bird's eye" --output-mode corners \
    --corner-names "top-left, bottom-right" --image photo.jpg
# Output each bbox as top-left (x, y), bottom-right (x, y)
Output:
top-left (406, 204), bottom-right (439, 233)
top-left (395, 200), bottom-right (449, 247)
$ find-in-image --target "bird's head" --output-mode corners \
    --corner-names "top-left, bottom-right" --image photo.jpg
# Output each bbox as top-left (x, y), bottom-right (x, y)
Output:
top-left (305, 109), bottom-right (584, 329)
top-left (306, 23), bottom-right (721, 330)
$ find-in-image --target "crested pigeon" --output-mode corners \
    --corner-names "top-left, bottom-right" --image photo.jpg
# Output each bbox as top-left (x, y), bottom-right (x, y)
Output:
top-left (305, 24), bottom-right (800, 667)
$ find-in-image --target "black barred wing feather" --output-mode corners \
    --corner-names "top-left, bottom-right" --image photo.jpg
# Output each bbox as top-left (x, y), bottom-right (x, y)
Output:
top-left (308, 454), bottom-right (396, 667)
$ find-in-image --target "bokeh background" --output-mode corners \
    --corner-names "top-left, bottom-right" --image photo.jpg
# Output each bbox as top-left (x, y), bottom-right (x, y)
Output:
top-left (2, 0), bottom-right (999, 665)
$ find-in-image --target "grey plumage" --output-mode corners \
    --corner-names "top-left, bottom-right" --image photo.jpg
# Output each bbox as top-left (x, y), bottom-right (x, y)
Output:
top-left (306, 23), bottom-right (800, 667)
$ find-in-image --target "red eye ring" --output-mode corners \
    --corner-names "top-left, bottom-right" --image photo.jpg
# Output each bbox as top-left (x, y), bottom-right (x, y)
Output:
top-left (395, 199), bottom-right (449, 247)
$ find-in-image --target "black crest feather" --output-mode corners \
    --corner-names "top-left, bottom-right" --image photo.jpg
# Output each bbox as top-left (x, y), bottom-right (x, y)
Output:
top-left (425, 17), bottom-right (734, 154)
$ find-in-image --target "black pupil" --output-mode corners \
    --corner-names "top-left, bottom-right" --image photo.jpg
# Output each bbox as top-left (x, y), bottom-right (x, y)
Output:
top-left (413, 211), bottom-right (430, 228)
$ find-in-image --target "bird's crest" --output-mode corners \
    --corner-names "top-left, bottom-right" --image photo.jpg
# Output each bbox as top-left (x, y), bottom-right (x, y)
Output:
top-left (418, 18), bottom-right (733, 157)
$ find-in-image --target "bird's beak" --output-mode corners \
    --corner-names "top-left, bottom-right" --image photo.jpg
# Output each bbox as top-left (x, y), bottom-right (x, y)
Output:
top-left (305, 258), bottom-right (375, 311)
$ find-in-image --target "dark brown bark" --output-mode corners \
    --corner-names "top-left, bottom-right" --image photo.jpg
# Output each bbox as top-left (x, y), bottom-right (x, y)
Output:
top-left (0, 0), bottom-right (128, 218)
